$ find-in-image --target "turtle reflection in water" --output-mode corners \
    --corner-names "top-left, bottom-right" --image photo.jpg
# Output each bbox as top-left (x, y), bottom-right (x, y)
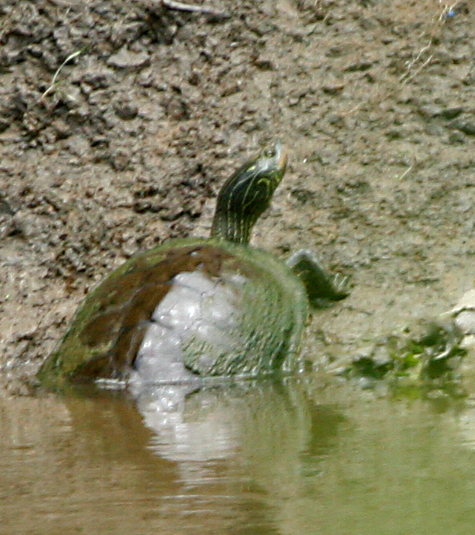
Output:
top-left (38, 142), bottom-right (350, 389)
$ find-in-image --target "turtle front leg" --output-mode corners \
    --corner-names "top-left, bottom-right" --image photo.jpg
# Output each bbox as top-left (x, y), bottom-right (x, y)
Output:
top-left (286, 249), bottom-right (351, 308)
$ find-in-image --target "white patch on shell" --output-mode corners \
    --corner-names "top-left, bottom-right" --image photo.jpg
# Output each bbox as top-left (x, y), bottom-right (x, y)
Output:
top-left (130, 270), bottom-right (244, 385)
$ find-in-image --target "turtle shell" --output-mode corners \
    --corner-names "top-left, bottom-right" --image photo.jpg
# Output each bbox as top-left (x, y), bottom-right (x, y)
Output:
top-left (38, 238), bottom-right (308, 388)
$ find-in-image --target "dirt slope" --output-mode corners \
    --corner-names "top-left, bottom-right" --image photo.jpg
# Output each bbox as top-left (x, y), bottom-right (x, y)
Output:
top-left (1, 0), bottom-right (474, 393)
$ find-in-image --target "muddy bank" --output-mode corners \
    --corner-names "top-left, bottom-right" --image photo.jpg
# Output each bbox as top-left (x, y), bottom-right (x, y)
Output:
top-left (1, 0), bottom-right (474, 394)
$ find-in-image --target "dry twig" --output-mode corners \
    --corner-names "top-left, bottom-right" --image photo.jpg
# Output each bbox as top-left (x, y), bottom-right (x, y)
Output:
top-left (162, 0), bottom-right (230, 19)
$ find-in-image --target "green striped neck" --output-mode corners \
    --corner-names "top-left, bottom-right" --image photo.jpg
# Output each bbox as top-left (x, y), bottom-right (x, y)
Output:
top-left (210, 142), bottom-right (287, 245)
top-left (211, 209), bottom-right (254, 245)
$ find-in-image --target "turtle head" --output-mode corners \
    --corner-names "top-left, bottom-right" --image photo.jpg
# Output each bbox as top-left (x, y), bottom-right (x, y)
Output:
top-left (211, 141), bottom-right (288, 245)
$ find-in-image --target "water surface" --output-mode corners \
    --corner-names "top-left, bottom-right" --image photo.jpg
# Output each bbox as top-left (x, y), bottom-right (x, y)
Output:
top-left (1, 378), bottom-right (475, 535)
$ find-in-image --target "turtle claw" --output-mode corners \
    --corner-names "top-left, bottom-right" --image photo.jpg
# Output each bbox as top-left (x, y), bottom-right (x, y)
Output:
top-left (329, 272), bottom-right (352, 300)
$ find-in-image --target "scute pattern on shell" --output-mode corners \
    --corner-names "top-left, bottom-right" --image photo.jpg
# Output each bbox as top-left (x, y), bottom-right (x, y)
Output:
top-left (38, 238), bottom-right (308, 388)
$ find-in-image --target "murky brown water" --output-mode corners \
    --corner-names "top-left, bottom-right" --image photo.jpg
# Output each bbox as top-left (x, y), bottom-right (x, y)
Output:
top-left (2, 378), bottom-right (475, 535)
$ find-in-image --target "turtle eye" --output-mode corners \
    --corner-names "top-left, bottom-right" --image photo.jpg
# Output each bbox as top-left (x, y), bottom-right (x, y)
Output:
top-left (262, 146), bottom-right (276, 159)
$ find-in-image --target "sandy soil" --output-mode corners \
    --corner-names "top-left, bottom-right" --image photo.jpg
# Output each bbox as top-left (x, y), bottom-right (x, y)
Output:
top-left (1, 0), bottom-right (474, 394)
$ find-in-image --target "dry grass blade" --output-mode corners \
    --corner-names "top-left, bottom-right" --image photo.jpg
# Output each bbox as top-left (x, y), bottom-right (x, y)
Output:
top-left (40, 46), bottom-right (88, 101)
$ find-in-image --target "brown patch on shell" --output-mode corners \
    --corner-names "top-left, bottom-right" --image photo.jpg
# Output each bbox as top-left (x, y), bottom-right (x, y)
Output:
top-left (69, 245), bottom-right (236, 381)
